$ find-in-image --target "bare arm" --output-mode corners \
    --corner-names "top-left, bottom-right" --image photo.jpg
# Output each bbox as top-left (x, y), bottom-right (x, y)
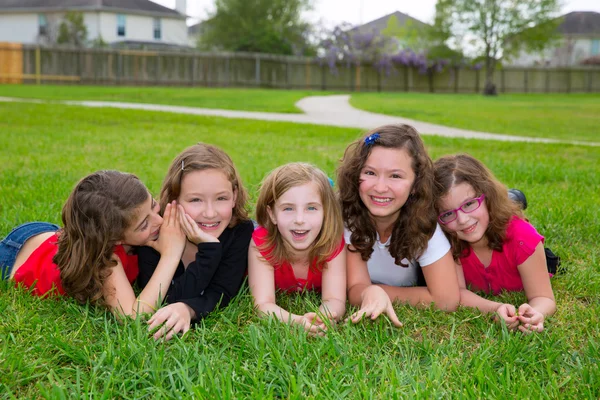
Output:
top-left (376, 251), bottom-right (460, 312)
top-left (247, 239), bottom-right (324, 334)
top-left (346, 247), bottom-right (402, 326)
top-left (104, 202), bottom-right (186, 317)
top-left (319, 247), bottom-right (347, 321)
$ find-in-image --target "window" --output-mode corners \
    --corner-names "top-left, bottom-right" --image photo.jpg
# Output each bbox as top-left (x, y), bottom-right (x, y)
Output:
top-left (592, 39), bottom-right (600, 56)
top-left (38, 14), bottom-right (48, 36)
top-left (153, 18), bottom-right (161, 40)
top-left (117, 14), bottom-right (126, 37)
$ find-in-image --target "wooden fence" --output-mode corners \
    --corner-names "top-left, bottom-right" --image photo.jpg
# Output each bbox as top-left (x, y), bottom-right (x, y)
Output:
top-left (1, 44), bottom-right (600, 93)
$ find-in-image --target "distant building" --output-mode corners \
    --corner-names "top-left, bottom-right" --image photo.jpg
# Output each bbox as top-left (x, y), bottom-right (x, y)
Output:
top-left (0, 0), bottom-right (190, 49)
top-left (509, 11), bottom-right (600, 67)
top-left (351, 11), bottom-right (430, 52)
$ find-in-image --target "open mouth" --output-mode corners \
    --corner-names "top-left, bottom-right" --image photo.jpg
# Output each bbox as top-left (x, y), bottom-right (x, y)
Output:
top-left (291, 230), bottom-right (309, 240)
top-left (198, 222), bottom-right (220, 230)
top-left (370, 196), bottom-right (393, 205)
top-left (461, 223), bottom-right (477, 234)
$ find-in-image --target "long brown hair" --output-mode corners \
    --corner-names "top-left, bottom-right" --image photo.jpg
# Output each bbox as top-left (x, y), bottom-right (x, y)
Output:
top-left (54, 170), bottom-right (149, 306)
top-left (433, 154), bottom-right (522, 260)
top-left (159, 143), bottom-right (249, 225)
top-left (255, 163), bottom-right (343, 271)
top-left (337, 124), bottom-right (436, 266)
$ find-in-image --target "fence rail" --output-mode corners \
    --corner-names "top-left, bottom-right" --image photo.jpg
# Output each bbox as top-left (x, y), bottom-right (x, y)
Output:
top-left (1, 44), bottom-right (600, 93)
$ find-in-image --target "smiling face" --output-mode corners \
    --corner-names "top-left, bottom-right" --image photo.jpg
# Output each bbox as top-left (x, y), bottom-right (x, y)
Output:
top-left (121, 195), bottom-right (163, 246)
top-left (439, 182), bottom-right (490, 246)
top-left (267, 182), bottom-right (324, 258)
top-left (178, 169), bottom-right (237, 239)
top-left (358, 146), bottom-right (416, 226)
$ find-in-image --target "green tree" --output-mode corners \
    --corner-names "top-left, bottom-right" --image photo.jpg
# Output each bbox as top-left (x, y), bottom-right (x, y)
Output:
top-left (433, 0), bottom-right (561, 95)
top-left (199, 0), bottom-right (314, 55)
top-left (57, 11), bottom-right (88, 47)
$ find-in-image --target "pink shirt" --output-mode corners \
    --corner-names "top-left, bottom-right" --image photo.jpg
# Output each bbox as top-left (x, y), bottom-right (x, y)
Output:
top-left (14, 233), bottom-right (138, 297)
top-left (252, 226), bottom-right (345, 293)
top-left (460, 217), bottom-right (544, 295)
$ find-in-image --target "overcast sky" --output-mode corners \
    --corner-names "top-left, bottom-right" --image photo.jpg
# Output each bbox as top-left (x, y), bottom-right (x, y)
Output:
top-left (154, 0), bottom-right (600, 27)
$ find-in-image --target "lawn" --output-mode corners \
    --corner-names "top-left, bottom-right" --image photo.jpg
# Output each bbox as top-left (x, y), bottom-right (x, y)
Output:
top-left (350, 92), bottom-right (600, 143)
top-left (0, 84), bottom-right (333, 114)
top-left (1, 101), bottom-right (599, 398)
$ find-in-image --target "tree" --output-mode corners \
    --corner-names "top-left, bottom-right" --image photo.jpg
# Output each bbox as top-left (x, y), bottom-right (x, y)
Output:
top-left (199, 0), bottom-right (314, 56)
top-left (57, 11), bottom-right (88, 47)
top-left (433, 0), bottom-right (561, 95)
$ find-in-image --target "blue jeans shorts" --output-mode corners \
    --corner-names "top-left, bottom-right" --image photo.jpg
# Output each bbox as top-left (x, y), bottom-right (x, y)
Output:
top-left (0, 222), bottom-right (60, 280)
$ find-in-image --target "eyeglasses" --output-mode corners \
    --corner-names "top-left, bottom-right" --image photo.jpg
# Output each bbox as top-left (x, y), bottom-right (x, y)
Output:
top-left (438, 194), bottom-right (486, 224)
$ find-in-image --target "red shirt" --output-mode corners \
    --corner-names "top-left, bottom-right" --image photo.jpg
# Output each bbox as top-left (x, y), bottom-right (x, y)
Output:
top-left (13, 233), bottom-right (138, 297)
top-left (252, 226), bottom-right (345, 293)
top-left (460, 217), bottom-right (544, 295)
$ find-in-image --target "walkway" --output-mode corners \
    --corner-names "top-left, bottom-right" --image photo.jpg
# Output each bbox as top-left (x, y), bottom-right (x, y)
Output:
top-left (1, 95), bottom-right (597, 147)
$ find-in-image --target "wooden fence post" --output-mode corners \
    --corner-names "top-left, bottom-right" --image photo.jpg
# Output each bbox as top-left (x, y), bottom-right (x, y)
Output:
top-left (475, 69), bottom-right (480, 93)
top-left (225, 55), bottom-right (230, 87)
top-left (305, 60), bottom-right (311, 89)
top-left (454, 67), bottom-right (459, 93)
top-left (255, 54), bottom-right (260, 87)
top-left (321, 64), bottom-right (326, 91)
top-left (35, 46), bottom-right (41, 84)
top-left (588, 70), bottom-right (593, 93)
top-left (524, 69), bottom-right (528, 93)
top-left (404, 67), bottom-right (409, 92)
top-left (501, 69), bottom-right (505, 93)
top-left (566, 69), bottom-right (571, 93)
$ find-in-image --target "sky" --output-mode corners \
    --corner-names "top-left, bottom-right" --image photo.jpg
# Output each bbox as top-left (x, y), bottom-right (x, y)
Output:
top-left (154, 0), bottom-right (600, 27)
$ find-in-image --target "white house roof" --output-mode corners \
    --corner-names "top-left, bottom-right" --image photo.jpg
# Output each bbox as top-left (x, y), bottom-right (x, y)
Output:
top-left (0, 0), bottom-right (184, 19)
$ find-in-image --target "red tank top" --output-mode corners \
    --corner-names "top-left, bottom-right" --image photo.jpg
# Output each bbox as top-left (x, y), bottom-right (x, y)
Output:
top-left (13, 233), bottom-right (138, 297)
top-left (252, 226), bottom-right (345, 293)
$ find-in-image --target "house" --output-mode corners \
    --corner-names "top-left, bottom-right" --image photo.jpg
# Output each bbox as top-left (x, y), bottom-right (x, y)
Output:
top-left (509, 11), bottom-right (600, 67)
top-left (350, 11), bottom-right (430, 52)
top-left (0, 0), bottom-right (190, 49)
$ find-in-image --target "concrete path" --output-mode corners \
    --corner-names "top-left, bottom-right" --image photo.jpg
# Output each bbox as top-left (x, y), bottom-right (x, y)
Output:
top-left (1, 95), bottom-right (597, 147)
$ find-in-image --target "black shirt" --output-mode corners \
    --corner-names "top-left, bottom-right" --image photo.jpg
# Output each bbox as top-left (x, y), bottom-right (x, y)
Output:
top-left (136, 219), bottom-right (254, 321)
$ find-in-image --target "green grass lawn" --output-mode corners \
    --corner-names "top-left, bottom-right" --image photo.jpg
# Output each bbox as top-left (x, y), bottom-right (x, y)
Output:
top-left (0, 84), bottom-right (333, 114)
top-left (350, 92), bottom-right (600, 143)
top-left (1, 101), bottom-right (599, 398)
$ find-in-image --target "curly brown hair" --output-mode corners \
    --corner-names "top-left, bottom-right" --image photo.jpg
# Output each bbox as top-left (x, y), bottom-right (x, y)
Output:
top-left (159, 143), bottom-right (249, 225)
top-left (433, 154), bottom-right (523, 260)
top-left (337, 124), bottom-right (437, 266)
top-left (255, 163), bottom-right (343, 271)
top-left (54, 170), bottom-right (149, 306)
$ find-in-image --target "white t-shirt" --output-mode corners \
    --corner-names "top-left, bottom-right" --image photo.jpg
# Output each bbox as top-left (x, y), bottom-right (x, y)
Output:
top-left (344, 224), bottom-right (451, 287)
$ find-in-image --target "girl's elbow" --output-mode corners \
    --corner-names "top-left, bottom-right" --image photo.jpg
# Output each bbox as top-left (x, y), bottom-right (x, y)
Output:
top-left (436, 292), bottom-right (460, 312)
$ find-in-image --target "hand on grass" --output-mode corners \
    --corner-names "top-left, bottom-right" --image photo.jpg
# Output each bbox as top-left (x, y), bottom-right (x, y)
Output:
top-left (347, 285), bottom-right (402, 327)
top-left (516, 303), bottom-right (545, 334)
top-left (495, 303), bottom-right (520, 330)
top-left (178, 205), bottom-right (219, 245)
top-left (148, 302), bottom-right (195, 341)
top-left (296, 312), bottom-right (327, 337)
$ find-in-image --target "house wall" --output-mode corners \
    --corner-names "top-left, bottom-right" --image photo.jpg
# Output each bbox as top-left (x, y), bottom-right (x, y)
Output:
top-left (0, 11), bottom-right (187, 46)
top-left (510, 36), bottom-right (600, 67)
top-left (0, 14), bottom-right (39, 44)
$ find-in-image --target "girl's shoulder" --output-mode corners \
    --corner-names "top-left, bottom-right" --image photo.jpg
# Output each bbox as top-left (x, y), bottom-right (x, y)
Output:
top-left (506, 216), bottom-right (542, 241)
top-left (251, 225), bottom-right (268, 244)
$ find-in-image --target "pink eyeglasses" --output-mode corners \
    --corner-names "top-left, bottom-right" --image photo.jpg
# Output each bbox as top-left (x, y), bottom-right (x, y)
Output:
top-left (438, 194), bottom-right (486, 224)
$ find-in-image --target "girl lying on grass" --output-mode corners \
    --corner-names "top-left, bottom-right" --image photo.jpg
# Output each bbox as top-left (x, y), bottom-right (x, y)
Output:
top-left (137, 144), bottom-right (254, 341)
top-left (0, 170), bottom-right (186, 317)
top-left (434, 154), bottom-right (556, 333)
top-left (338, 125), bottom-right (460, 327)
top-left (248, 163), bottom-right (346, 336)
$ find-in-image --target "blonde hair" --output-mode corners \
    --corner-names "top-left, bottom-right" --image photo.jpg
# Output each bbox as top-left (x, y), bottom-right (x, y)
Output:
top-left (255, 163), bottom-right (343, 271)
top-left (160, 143), bottom-right (249, 226)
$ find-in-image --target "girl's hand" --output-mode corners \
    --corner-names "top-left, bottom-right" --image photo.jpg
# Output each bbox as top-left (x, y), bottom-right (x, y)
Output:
top-left (178, 205), bottom-right (219, 245)
top-left (297, 312), bottom-right (327, 336)
top-left (147, 202), bottom-right (186, 259)
top-left (347, 285), bottom-right (402, 327)
top-left (495, 303), bottom-right (520, 330)
top-left (148, 302), bottom-right (195, 341)
top-left (516, 303), bottom-right (545, 334)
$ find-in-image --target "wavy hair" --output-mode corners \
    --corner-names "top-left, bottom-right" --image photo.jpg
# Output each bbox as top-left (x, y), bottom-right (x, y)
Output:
top-left (433, 154), bottom-right (522, 260)
top-left (54, 170), bottom-right (149, 306)
top-left (255, 163), bottom-right (343, 271)
top-left (337, 124), bottom-right (436, 266)
top-left (159, 143), bottom-right (249, 225)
